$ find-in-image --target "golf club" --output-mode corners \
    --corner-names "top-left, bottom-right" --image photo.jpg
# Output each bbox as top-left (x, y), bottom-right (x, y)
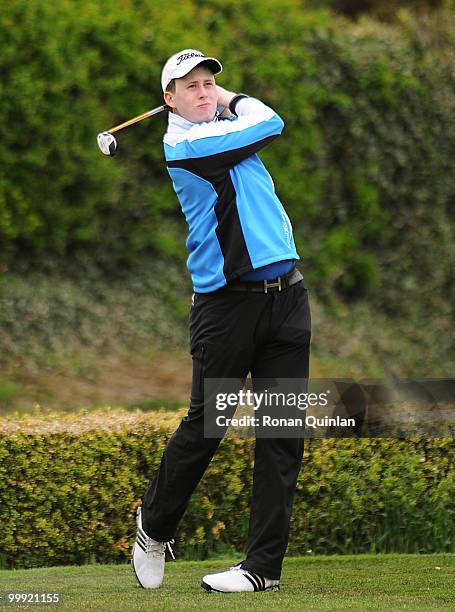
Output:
top-left (97, 104), bottom-right (169, 156)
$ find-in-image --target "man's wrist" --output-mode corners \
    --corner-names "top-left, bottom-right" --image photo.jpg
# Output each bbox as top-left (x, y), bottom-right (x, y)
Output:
top-left (228, 94), bottom-right (249, 116)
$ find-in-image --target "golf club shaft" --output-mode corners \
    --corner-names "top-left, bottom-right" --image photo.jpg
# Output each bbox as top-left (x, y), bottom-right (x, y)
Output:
top-left (108, 105), bottom-right (168, 134)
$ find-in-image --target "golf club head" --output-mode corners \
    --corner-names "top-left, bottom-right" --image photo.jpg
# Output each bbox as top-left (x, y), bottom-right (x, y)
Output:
top-left (97, 131), bottom-right (117, 156)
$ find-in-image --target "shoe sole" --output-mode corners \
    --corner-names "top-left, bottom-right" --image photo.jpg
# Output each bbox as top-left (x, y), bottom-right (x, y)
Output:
top-left (201, 580), bottom-right (220, 592)
top-left (201, 580), bottom-right (280, 593)
top-left (131, 544), bottom-right (146, 589)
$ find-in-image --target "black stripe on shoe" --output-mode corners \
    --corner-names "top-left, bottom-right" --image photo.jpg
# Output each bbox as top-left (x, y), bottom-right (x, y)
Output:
top-left (243, 572), bottom-right (260, 591)
top-left (250, 572), bottom-right (263, 591)
top-left (255, 573), bottom-right (266, 591)
top-left (135, 538), bottom-right (146, 553)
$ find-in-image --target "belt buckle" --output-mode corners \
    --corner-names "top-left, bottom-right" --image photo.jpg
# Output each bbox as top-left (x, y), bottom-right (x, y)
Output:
top-left (263, 277), bottom-right (282, 294)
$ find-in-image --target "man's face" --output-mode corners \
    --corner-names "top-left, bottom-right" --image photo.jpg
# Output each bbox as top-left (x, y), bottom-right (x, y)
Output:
top-left (164, 66), bottom-right (218, 123)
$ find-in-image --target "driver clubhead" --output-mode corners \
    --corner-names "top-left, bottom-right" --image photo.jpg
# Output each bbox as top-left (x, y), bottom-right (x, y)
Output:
top-left (97, 131), bottom-right (117, 156)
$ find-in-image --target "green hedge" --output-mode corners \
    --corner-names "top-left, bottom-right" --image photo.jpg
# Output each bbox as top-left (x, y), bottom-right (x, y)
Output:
top-left (0, 409), bottom-right (453, 568)
top-left (1, 1), bottom-right (455, 313)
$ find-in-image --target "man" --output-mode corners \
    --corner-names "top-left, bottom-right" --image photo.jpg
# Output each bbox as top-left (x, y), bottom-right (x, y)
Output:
top-left (132, 49), bottom-right (311, 593)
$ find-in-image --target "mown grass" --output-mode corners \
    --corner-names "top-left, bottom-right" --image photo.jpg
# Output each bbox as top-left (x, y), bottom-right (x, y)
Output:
top-left (0, 554), bottom-right (454, 611)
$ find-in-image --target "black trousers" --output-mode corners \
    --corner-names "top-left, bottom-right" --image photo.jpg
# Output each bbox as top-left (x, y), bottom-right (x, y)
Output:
top-left (142, 279), bottom-right (311, 580)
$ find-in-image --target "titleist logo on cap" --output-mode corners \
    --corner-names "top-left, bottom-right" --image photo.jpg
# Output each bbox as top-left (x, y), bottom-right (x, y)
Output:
top-left (176, 52), bottom-right (205, 66)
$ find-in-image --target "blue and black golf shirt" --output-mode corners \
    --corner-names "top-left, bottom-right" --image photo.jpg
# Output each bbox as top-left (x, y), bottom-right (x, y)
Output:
top-left (163, 97), bottom-right (299, 292)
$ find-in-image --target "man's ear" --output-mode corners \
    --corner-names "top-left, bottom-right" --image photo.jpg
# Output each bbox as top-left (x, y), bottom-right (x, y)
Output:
top-left (164, 91), bottom-right (176, 109)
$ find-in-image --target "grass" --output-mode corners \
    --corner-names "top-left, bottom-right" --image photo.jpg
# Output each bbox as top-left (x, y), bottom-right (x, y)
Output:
top-left (0, 554), bottom-right (454, 611)
top-left (1, 258), bottom-right (454, 415)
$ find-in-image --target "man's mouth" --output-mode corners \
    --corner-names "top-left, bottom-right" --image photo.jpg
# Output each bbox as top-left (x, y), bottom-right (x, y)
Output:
top-left (197, 103), bottom-right (211, 109)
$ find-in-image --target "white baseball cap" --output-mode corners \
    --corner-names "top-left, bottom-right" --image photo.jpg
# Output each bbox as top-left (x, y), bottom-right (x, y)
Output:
top-left (161, 49), bottom-right (222, 92)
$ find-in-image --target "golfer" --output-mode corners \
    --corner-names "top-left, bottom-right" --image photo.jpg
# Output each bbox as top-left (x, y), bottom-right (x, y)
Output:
top-left (132, 49), bottom-right (311, 593)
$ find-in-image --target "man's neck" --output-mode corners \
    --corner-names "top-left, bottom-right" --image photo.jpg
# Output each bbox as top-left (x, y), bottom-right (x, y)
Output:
top-left (170, 109), bottom-right (217, 125)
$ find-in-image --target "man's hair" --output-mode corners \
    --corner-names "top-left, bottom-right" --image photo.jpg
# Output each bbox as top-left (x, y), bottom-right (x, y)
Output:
top-left (165, 79), bottom-right (176, 93)
top-left (165, 66), bottom-right (215, 94)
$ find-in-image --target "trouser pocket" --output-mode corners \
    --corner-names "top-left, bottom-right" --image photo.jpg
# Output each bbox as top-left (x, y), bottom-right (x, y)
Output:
top-left (189, 343), bottom-right (205, 407)
top-left (199, 343), bottom-right (205, 394)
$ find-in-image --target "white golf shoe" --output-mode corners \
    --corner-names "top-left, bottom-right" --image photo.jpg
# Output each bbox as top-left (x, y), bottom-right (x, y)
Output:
top-left (131, 506), bottom-right (175, 589)
top-left (201, 562), bottom-right (280, 593)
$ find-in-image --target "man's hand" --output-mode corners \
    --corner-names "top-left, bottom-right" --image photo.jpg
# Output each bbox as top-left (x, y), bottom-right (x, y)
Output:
top-left (216, 86), bottom-right (237, 108)
top-left (217, 106), bottom-right (233, 119)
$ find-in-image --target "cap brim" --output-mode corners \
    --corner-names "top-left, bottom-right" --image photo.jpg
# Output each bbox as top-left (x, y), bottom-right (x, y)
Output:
top-left (165, 57), bottom-right (222, 90)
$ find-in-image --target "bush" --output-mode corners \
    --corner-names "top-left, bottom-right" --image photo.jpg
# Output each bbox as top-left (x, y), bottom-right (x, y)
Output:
top-left (1, 1), bottom-right (455, 317)
top-left (0, 409), bottom-right (453, 568)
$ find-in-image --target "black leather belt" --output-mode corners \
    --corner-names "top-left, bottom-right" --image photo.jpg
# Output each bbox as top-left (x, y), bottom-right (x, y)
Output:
top-left (226, 267), bottom-right (303, 293)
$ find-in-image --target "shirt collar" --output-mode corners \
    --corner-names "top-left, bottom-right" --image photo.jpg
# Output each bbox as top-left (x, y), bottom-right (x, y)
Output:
top-left (167, 111), bottom-right (194, 133)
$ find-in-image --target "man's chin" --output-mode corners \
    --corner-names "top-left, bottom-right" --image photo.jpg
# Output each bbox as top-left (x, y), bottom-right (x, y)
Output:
top-left (194, 108), bottom-right (216, 123)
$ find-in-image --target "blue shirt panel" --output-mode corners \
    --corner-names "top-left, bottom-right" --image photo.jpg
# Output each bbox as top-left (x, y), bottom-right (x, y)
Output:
top-left (167, 167), bottom-right (226, 292)
top-left (229, 157), bottom-right (299, 267)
